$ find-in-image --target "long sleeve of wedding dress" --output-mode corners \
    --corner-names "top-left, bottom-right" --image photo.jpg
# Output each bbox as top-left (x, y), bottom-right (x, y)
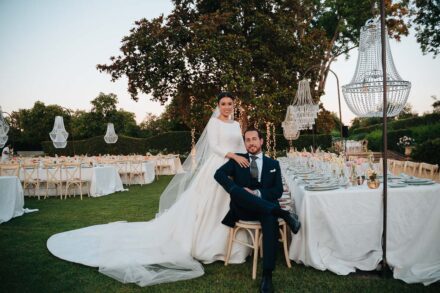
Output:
top-left (207, 118), bottom-right (229, 158)
top-left (207, 118), bottom-right (246, 157)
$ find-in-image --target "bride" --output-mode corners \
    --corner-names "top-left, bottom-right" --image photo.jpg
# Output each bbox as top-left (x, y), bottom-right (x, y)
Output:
top-left (47, 92), bottom-right (252, 286)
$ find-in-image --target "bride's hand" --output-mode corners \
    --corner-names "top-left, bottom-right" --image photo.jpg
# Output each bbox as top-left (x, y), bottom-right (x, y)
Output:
top-left (227, 153), bottom-right (250, 168)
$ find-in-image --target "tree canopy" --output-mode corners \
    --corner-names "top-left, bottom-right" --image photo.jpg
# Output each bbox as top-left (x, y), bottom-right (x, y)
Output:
top-left (97, 0), bottom-right (410, 131)
top-left (408, 0), bottom-right (440, 57)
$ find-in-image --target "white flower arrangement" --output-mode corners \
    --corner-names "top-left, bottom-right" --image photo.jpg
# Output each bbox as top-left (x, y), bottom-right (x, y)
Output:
top-left (397, 136), bottom-right (415, 147)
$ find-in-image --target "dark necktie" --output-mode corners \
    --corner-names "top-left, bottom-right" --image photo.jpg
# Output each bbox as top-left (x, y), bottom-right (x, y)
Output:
top-left (250, 155), bottom-right (259, 180)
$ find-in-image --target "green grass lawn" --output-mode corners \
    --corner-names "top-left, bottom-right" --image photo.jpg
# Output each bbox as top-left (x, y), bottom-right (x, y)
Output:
top-left (1, 176), bottom-right (438, 292)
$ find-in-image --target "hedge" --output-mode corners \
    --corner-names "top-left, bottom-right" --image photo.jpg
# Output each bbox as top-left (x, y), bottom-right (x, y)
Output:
top-left (42, 132), bottom-right (193, 156)
top-left (350, 113), bottom-right (440, 136)
top-left (364, 129), bottom-right (417, 153)
top-left (412, 138), bottom-right (440, 166)
top-left (360, 124), bottom-right (440, 155)
top-left (41, 132), bottom-right (333, 156)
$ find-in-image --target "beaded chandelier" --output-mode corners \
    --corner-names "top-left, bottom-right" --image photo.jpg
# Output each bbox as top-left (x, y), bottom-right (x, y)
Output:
top-left (292, 79), bottom-right (319, 130)
top-left (0, 106), bottom-right (9, 148)
top-left (49, 116), bottom-right (69, 148)
top-left (342, 18), bottom-right (411, 117)
top-left (104, 123), bottom-right (118, 144)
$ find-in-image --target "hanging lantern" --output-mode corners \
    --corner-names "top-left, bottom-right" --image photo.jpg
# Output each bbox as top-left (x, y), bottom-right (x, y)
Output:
top-left (104, 123), bottom-right (118, 144)
top-left (49, 116), bottom-right (69, 148)
top-left (342, 18), bottom-right (411, 117)
top-left (292, 79), bottom-right (319, 130)
top-left (0, 106), bottom-right (9, 148)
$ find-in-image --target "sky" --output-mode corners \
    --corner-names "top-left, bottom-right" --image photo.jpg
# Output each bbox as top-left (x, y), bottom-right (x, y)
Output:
top-left (1, 0), bottom-right (439, 125)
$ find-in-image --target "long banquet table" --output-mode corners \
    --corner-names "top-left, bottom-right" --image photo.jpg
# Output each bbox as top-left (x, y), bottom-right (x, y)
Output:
top-left (280, 157), bottom-right (440, 285)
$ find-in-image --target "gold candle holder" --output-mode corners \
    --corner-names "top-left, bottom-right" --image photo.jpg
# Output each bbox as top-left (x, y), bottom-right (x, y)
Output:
top-left (367, 179), bottom-right (380, 189)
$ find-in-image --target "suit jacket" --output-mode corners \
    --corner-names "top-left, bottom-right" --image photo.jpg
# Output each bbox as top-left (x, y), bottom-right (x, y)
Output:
top-left (214, 153), bottom-right (283, 227)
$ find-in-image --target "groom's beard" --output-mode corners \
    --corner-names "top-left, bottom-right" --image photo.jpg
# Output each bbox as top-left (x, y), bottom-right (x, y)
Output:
top-left (247, 145), bottom-right (262, 155)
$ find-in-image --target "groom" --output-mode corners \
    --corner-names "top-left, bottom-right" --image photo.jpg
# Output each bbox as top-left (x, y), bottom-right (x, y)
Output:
top-left (214, 127), bottom-right (301, 293)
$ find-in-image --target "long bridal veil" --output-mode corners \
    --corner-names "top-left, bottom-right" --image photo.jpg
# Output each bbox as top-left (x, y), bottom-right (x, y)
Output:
top-left (90, 107), bottom-right (224, 286)
top-left (158, 107), bottom-right (221, 213)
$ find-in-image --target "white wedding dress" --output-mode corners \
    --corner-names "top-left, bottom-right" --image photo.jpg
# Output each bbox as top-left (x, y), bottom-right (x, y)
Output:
top-left (47, 117), bottom-right (250, 286)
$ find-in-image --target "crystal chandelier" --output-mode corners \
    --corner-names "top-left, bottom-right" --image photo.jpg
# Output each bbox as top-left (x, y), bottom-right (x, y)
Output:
top-left (282, 105), bottom-right (300, 141)
top-left (292, 79), bottom-right (319, 130)
top-left (0, 106), bottom-right (10, 148)
top-left (49, 116), bottom-right (69, 148)
top-left (104, 123), bottom-right (118, 144)
top-left (342, 18), bottom-right (411, 117)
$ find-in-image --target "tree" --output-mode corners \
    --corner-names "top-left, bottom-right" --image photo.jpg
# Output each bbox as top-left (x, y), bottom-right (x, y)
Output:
top-left (431, 95), bottom-right (440, 113)
top-left (315, 103), bottom-right (341, 134)
top-left (395, 103), bottom-right (417, 119)
top-left (73, 93), bottom-right (140, 139)
top-left (97, 0), bottom-right (409, 132)
top-left (91, 92), bottom-right (118, 119)
top-left (140, 101), bottom-right (190, 137)
top-left (407, 0), bottom-right (440, 57)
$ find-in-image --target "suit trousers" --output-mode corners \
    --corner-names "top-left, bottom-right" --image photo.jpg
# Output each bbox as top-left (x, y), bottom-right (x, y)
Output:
top-left (230, 186), bottom-right (279, 271)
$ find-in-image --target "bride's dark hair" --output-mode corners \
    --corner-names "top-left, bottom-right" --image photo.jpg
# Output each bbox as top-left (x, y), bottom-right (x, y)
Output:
top-left (217, 91), bottom-right (235, 103)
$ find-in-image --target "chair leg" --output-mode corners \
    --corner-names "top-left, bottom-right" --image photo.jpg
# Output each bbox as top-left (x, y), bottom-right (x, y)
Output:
top-left (224, 228), bottom-right (234, 266)
top-left (79, 182), bottom-right (83, 200)
top-left (252, 228), bottom-right (260, 280)
top-left (281, 224), bottom-right (292, 268)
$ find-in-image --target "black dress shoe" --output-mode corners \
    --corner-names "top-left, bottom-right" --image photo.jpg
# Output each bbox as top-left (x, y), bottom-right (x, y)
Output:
top-left (260, 275), bottom-right (274, 293)
top-left (272, 208), bottom-right (301, 234)
top-left (284, 213), bottom-right (301, 234)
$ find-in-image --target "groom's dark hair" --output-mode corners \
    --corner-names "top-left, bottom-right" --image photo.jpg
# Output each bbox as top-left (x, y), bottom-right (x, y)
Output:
top-left (244, 127), bottom-right (263, 140)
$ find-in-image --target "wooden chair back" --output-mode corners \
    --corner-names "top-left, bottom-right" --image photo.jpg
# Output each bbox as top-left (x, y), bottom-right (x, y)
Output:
top-left (0, 163), bottom-right (20, 176)
top-left (419, 163), bottom-right (439, 180)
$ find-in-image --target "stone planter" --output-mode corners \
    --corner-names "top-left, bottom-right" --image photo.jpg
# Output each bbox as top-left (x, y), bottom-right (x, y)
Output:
top-left (404, 146), bottom-right (414, 157)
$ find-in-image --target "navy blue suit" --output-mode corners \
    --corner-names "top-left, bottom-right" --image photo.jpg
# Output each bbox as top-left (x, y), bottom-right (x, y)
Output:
top-left (214, 153), bottom-right (283, 271)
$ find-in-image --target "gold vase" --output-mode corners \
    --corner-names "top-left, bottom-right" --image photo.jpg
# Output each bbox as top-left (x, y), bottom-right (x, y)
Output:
top-left (367, 179), bottom-right (380, 189)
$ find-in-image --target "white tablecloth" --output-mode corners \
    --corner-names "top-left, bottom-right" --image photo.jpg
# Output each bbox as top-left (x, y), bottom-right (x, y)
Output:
top-left (281, 161), bottom-right (440, 285)
top-left (89, 166), bottom-right (125, 197)
top-left (143, 161), bottom-right (156, 184)
top-left (0, 176), bottom-right (25, 223)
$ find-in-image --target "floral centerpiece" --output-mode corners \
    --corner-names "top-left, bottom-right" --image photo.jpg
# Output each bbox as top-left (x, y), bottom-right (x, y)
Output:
top-left (397, 136), bottom-right (416, 156)
top-left (397, 135), bottom-right (415, 147)
top-left (366, 169), bottom-right (380, 189)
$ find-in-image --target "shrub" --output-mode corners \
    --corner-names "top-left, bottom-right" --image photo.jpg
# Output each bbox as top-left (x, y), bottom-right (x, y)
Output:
top-left (412, 138), bottom-right (440, 166)
top-left (363, 129), bottom-right (413, 153)
top-left (350, 113), bottom-right (440, 136)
